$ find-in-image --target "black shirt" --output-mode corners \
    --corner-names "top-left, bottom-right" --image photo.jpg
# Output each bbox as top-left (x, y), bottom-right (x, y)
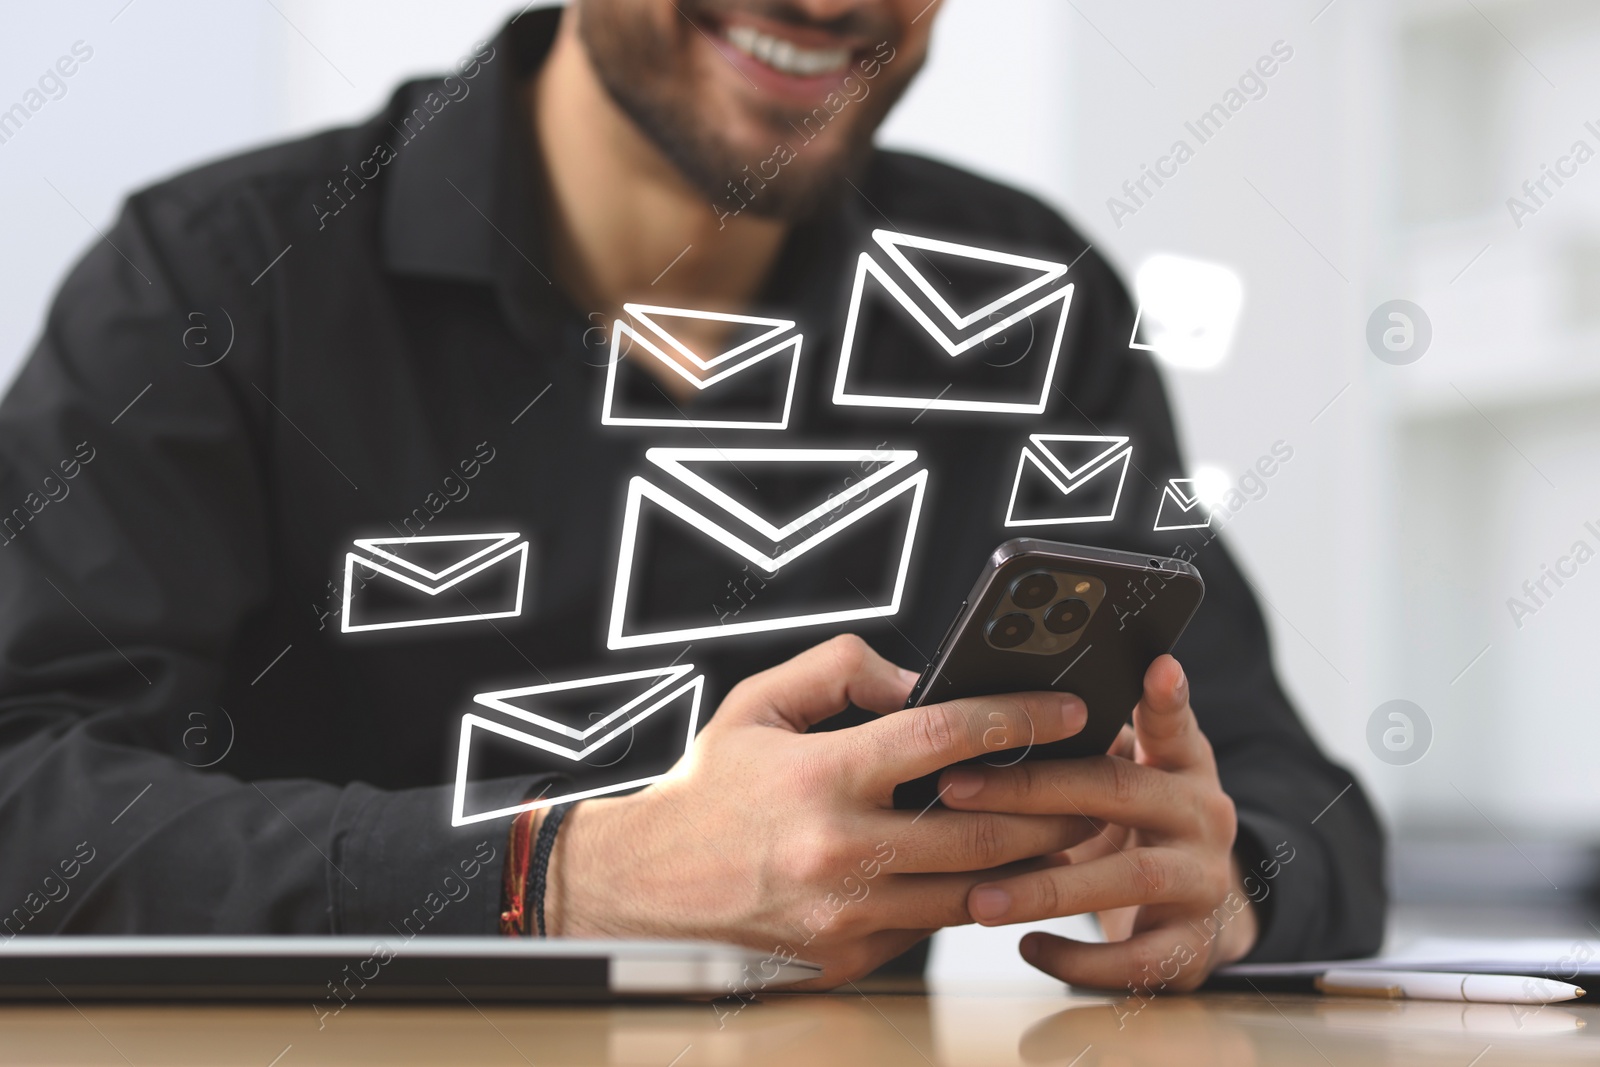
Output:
top-left (0, 10), bottom-right (1382, 961)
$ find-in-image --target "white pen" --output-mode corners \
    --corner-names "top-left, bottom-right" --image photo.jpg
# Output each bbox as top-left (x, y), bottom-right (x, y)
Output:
top-left (1315, 969), bottom-right (1587, 1004)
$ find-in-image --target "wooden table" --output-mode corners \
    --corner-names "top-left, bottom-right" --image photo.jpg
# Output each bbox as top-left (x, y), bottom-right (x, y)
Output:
top-left (1, 985), bottom-right (1593, 1065)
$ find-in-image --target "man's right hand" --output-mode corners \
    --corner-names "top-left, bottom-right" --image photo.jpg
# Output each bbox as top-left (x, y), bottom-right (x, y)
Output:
top-left (543, 635), bottom-right (1091, 988)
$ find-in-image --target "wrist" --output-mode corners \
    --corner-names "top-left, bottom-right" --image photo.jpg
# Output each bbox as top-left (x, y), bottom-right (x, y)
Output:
top-left (546, 785), bottom-right (758, 943)
top-left (542, 793), bottom-right (641, 939)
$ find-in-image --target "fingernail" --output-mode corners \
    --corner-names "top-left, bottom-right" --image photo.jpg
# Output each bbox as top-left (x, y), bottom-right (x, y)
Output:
top-left (1173, 660), bottom-right (1188, 694)
top-left (942, 767), bottom-right (983, 800)
top-left (898, 667), bottom-right (921, 688)
top-left (1062, 695), bottom-right (1087, 731)
top-left (971, 886), bottom-right (1011, 922)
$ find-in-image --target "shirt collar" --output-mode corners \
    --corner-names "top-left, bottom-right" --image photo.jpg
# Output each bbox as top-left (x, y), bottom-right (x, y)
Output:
top-left (379, 8), bottom-right (560, 290)
top-left (377, 5), bottom-right (871, 343)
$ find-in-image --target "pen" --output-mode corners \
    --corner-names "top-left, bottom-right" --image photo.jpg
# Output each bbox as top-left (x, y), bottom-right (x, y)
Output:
top-left (1314, 969), bottom-right (1587, 1004)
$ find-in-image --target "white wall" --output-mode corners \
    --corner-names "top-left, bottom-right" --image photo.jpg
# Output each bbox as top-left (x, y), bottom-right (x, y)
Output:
top-left (878, 0), bottom-right (1076, 213)
top-left (269, 1), bottom-right (515, 137)
top-left (1, 1), bottom-right (273, 384)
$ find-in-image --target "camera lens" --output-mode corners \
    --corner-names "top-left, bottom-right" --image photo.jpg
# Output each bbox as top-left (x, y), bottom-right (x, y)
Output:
top-left (987, 612), bottom-right (1035, 649)
top-left (1010, 572), bottom-right (1057, 610)
top-left (1043, 598), bottom-right (1091, 634)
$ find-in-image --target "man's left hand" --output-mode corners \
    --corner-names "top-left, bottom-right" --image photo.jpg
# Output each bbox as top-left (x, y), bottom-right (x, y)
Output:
top-left (937, 654), bottom-right (1259, 991)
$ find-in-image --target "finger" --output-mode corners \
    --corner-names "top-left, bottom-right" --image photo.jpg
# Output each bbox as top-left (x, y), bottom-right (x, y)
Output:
top-left (722, 634), bottom-right (917, 731)
top-left (861, 809), bottom-right (1097, 874)
top-left (848, 872), bottom-right (996, 931)
top-left (1098, 902), bottom-right (1140, 944)
top-left (938, 755), bottom-right (1195, 834)
top-left (1064, 819), bottom-right (1128, 865)
top-left (1019, 926), bottom-right (1213, 993)
top-left (844, 691), bottom-right (1088, 797)
top-left (1133, 656), bottom-right (1213, 773)
top-left (965, 847), bottom-right (1199, 926)
top-left (879, 877), bottom-right (978, 930)
top-left (1109, 724), bottom-right (1135, 760)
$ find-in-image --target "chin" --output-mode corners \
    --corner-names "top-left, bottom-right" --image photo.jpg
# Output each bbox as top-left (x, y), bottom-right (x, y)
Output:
top-left (577, 4), bottom-right (897, 222)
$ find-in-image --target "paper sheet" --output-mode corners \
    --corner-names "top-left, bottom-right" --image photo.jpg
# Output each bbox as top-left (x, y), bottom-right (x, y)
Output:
top-left (1219, 936), bottom-right (1599, 978)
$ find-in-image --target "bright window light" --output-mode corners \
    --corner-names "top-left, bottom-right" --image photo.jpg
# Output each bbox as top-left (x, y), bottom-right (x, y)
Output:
top-left (1191, 465), bottom-right (1232, 508)
top-left (1129, 254), bottom-right (1245, 371)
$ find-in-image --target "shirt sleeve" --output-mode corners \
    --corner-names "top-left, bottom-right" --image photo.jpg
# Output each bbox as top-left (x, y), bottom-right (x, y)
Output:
top-left (1057, 242), bottom-right (1387, 963)
top-left (0, 185), bottom-right (545, 936)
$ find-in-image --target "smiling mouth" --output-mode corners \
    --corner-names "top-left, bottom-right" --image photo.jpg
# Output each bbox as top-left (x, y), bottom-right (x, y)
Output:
top-left (721, 23), bottom-right (854, 78)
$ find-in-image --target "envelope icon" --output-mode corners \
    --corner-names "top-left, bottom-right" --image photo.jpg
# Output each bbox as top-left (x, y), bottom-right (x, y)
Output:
top-left (832, 229), bottom-right (1075, 415)
top-left (1152, 479), bottom-right (1214, 531)
top-left (601, 303), bottom-right (802, 430)
top-left (1128, 254), bottom-right (1244, 371)
top-left (1005, 435), bottom-right (1132, 527)
top-left (451, 665), bottom-right (704, 825)
top-left (341, 532), bottom-right (530, 633)
top-left (608, 447), bottom-right (929, 649)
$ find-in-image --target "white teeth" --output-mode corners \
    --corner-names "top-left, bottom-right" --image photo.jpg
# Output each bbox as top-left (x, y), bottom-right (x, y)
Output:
top-left (724, 23), bottom-right (850, 77)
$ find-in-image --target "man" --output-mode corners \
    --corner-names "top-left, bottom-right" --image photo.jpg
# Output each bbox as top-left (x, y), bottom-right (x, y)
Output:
top-left (0, 1), bottom-right (1383, 991)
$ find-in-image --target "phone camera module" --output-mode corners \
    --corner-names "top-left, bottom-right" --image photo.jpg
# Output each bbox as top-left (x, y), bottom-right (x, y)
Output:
top-left (987, 612), bottom-right (1035, 649)
top-left (1009, 572), bottom-right (1058, 610)
top-left (984, 569), bottom-right (1103, 656)
top-left (1043, 597), bottom-right (1091, 634)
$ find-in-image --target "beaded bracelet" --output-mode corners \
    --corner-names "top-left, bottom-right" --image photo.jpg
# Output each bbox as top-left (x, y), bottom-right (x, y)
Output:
top-left (498, 806), bottom-right (541, 937)
top-left (529, 803), bottom-right (573, 937)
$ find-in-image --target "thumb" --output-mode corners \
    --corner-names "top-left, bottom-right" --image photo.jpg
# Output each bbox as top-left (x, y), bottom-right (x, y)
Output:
top-left (1132, 654), bottom-right (1212, 773)
top-left (718, 634), bottom-right (918, 733)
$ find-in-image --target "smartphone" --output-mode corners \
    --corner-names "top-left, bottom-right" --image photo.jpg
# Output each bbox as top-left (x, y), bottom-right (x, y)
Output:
top-left (892, 537), bottom-right (1204, 810)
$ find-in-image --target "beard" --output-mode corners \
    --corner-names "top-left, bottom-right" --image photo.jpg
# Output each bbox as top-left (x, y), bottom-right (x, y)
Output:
top-left (574, 0), bottom-right (921, 222)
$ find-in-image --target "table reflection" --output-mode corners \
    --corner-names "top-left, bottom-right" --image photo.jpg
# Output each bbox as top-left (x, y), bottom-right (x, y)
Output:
top-left (0, 988), bottom-right (1592, 1066)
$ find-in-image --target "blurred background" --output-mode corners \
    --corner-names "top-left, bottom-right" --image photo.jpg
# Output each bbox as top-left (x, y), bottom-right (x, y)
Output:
top-left (5, 0), bottom-right (1596, 982)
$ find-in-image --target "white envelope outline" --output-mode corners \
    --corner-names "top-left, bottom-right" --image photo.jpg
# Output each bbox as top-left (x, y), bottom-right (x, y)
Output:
top-left (451, 665), bottom-right (704, 826)
top-left (1004, 434), bottom-right (1132, 528)
top-left (608, 447), bottom-right (929, 649)
top-left (341, 532), bottom-right (530, 633)
top-left (1152, 479), bottom-right (1214, 531)
top-left (832, 229), bottom-right (1076, 415)
top-left (601, 303), bottom-right (802, 430)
